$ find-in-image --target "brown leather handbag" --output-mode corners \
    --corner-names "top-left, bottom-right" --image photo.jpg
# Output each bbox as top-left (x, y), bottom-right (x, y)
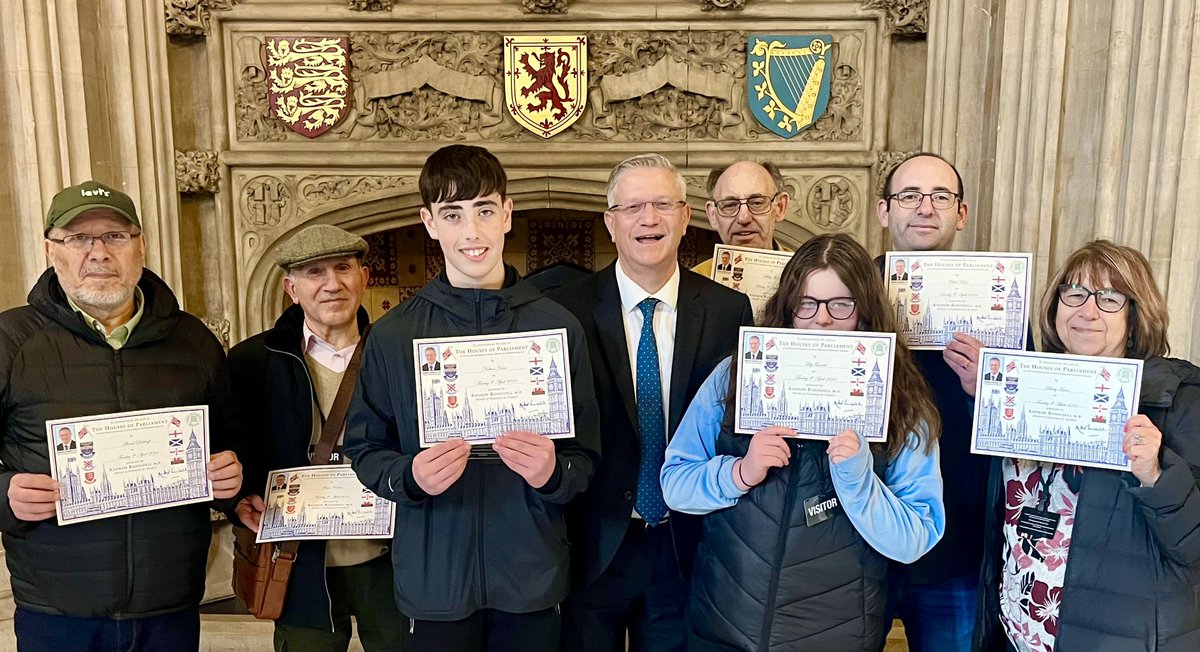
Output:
top-left (232, 327), bottom-right (371, 620)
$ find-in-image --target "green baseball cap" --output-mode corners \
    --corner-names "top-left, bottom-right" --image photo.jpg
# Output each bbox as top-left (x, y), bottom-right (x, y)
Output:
top-left (44, 181), bottom-right (140, 234)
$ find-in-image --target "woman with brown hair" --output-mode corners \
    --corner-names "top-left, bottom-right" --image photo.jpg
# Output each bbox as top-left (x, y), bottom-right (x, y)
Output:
top-left (975, 239), bottom-right (1200, 651)
top-left (660, 233), bottom-right (944, 651)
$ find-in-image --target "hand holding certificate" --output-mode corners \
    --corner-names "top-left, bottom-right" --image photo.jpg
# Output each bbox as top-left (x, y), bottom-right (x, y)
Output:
top-left (970, 348), bottom-right (1143, 471)
top-left (414, 329), bottom-right (575, 447)
top-left (46, 406), bottom-right (213, 526)
top-left (884, 252), bottom-right (1032, 350)
top-left (709, 244), bottom-right (793, 316)
top-left (734, 327), bottom-right (895, 441)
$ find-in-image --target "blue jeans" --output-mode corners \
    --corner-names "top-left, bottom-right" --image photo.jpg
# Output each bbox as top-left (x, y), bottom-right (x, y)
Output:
top-left (880, 573), bottom-right (978, 652)
top-left (14, 607), bottom-right (200, 652)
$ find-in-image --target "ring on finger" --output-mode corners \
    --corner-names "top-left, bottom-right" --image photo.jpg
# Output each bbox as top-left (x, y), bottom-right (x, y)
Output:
top-left (1134, 434), bottom-right (1145, 445)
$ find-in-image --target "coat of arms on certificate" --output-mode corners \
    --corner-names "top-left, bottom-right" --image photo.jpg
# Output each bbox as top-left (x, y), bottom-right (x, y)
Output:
top-left (503, 35), bottom-right (588, 139)
top-left (971, 349), bottom-right (1142, 471)
top-left (735, 327), bottom-right (895, 440)
top-left (747, 35), bottom-right (833, 138)
top-left (415, 329), bottom-right (575, 446)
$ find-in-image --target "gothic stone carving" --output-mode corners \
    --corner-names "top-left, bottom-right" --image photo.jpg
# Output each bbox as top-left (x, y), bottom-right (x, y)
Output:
top-left (806, 176), bottom-right (857, 229)
top-left (165, 0), bottom-right (238, 39)
top-left (861, 0), bottom-right (928, 37)
top-left (348, 0), bottom-right (393, 10)
top-left (201, 318), bottom-right (232, 352)
top-left (242, 176), bottom-right (293, 228)
top-left (699, 0), bottom-right (748, 10)
top-left (236, 57), bottom-right (289, 141)
top-left (521, 0), bottom-right (569, 13)
top-left (174, 150), bottom-right (220, 195)
top-left (873, 150), bottom-right (918, 197)
top-left (297, 175), bottom-right (417, 211)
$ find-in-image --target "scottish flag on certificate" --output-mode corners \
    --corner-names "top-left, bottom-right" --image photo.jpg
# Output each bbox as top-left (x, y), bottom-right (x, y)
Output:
top-left (971, 348), bottom-right (1143, 471)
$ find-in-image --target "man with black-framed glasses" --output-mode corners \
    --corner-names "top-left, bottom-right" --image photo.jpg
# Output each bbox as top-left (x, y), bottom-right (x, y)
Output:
top-left (873, 153), bottom-right (989, 652)
top-left (693, 160), bottom-right (795, 277)
top-left (0, 180), bottom-right (244, 651)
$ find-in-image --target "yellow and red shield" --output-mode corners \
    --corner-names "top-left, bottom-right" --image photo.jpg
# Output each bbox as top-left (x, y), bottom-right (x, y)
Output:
top-left (264, 36), bottom-right (350, 138)
top-left (503, 35), bottom-right (588, 139)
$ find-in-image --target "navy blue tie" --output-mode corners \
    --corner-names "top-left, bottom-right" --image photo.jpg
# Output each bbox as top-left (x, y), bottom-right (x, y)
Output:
top-left (635, 297), bottom-right (668, 526)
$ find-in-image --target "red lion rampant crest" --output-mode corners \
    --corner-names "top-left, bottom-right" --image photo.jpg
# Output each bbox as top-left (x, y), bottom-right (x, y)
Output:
top-left (504, 35), bottom-right (588, 139)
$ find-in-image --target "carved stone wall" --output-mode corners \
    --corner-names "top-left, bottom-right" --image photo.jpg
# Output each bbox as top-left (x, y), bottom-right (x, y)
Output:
top-left (197, 1), bottom-right (908, 338)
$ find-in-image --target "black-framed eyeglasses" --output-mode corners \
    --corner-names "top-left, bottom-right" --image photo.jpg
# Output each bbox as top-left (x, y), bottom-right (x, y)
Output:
top-left (794, 296), bottom-right (857, 320)
top-left (607, 200), bottom-right (688, 216)
top-left (46, 231), bottom-right (141, 251)
top-left (711, 193), bottom-right (781, 217)
top-left (886, 191), bottom-right (960, 210)
top-left (1057, 284), bottom-right (1129, 313)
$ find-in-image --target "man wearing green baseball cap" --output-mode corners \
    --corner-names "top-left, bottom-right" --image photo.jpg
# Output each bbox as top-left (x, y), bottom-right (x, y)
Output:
top-left (0, 180), bottom-right (245, 651)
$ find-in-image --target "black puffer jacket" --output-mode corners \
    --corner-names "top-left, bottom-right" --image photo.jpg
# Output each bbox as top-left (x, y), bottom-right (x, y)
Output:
top-left (344, 266), bottom-right (601, 620)
top-left (0, 268), bottom-right (239, 618)
top-left (689, 428), bottom-right (890, 652)
top-left (975, 356), bottom-right (1200, 651)
top-left (227, 303), bottom-right (373, 630)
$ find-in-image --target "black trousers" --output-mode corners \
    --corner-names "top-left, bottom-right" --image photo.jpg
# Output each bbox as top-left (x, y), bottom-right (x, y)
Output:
top-left (562, 519), bottom-right (688, 652)
top-left (409, 607), bottom-right (560, 652)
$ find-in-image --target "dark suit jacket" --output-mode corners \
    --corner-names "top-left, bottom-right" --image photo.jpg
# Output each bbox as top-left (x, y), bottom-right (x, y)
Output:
top-left (890, 272), bottom-right (909, 281)
top-left (421, 362), bottom-right (441, 371)
top-left (984, 372), bottom-right (1003, 382)
top-left (548, 263), bottom-right (754, 585)
top-left (56, 442), bottom-right (76, 451)
top-left (745, 350), bottom-right (763, 360)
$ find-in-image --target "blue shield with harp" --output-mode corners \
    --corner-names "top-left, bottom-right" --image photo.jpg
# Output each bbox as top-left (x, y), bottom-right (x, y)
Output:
top-left (748, 35), bottom-right (833, 138)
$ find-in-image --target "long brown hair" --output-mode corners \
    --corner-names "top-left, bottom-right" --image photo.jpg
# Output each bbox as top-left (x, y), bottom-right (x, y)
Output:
top-left (727, 233), bottom-right (940, 458)
top-left (1039, 239), bottom-right (1169, 360)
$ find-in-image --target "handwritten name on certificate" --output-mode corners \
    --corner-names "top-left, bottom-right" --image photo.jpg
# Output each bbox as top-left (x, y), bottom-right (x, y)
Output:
top-left (884, 251), bottom-right (1032, 350)
top-left (734, 327), bottom-right (895, 441)
top-left (46, 406), bottom-right (212, 526)
top-left (414, 328), bottom-right (575, 447)
top-left (258, 466), bottom-right (395, 543)
top-left (970, 348), bottom-right (1143, 471)
top-left (709, 244), bottom-right (793, 316)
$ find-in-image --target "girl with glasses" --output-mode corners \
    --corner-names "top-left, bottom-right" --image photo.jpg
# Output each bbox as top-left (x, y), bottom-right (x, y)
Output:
top-left (976, 240), bottom-right (1200, 652)
top-left (660, 233), bottom-right (944, 651)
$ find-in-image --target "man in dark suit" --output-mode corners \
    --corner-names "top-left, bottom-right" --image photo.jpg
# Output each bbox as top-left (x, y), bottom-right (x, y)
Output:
top-left (550, 154), bottom-right (754, 652)
top-left (55, 427), bottom-right (76, 451)
top-left (983, 357), bottom-right (1003, 382)
top-left (421, 346), bottom-right (441, 372)
top-left (891, 258), bottom-right (909, 281)
top-left (744, 335), bottom-right (763, 360)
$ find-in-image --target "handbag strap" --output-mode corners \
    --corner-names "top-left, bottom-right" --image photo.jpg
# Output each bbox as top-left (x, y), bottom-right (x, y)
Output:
top-left (311, 323), bottom-right (372, 467)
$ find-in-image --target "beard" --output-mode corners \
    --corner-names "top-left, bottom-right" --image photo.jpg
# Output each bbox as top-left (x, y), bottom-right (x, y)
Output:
top-left (61, 264), bottom-right (139, 314)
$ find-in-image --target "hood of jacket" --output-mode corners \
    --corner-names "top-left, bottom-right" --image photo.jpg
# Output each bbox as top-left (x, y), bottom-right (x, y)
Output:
top-left (27, 267), bottom-right (180, 347)
top-left (412, 265), bottom-right (542, 330)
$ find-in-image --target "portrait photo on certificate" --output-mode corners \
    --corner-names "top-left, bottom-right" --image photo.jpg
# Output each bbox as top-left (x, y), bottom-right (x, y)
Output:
top-left (46, 406), bottom-right (212, 525)
top-left (734, 326), bottom-right (895, 441)
top-left (413, 328), bottom-right (575, 447)
top-left (971, 348), bottom-right (1143, 471)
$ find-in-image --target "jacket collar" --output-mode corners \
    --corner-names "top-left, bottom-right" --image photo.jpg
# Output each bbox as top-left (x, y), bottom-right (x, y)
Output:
top-left (28, 267), bottom-right (180, 348)
top-left (263, 303), bottom-right (370, 357)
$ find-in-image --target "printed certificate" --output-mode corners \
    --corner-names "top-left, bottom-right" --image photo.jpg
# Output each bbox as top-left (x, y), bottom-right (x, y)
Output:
top-left (414, 328), bottom-right (575, 447)
top-left (47, 406), bottom-right (212, 526)
top-left (709, 244), bottom-right (793, 316)
top-left (734, 326), bottom-right (895, 441)
top-left (971, 348), bottom-right (1143, 471)
top-left (257, 466), bottom-right (395, 543)
top-left (884, 251), bottom-right (1033, 350)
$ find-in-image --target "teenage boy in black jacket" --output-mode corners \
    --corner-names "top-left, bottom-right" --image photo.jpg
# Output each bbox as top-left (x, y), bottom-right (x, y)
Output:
top-left (344, 145), bottom-right (601, 651)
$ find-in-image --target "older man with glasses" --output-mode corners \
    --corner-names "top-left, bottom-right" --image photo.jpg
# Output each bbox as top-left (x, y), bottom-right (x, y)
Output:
top-left (693, 160), bottom-right (795, 277)
top-left (0, 180), bottom-right (244, 651)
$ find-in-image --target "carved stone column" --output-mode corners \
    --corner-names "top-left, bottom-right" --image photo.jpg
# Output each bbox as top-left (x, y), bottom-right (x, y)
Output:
top-left (0, 0), bottom-right (183, 308)
top-left (926, 0), bottom-right (1200, 361)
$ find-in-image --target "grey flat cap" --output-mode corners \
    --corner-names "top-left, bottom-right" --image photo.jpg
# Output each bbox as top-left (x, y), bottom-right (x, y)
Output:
top-left (277, 225), bottom-right (368, 269)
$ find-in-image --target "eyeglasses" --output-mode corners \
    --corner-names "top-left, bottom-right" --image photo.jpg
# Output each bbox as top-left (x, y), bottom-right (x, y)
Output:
top-left (711, 193), bottom-right (781, 217)
top-left (794, 297), bottom-right (857, 320)
top-left (47, 231), bottom-right (141, 251)
top-left (606, 200), bottom-right (687, 216)
top-left (1057, 284), bottom-right (1129, 313)
top-left (886, 191), bottom-right (960, 210)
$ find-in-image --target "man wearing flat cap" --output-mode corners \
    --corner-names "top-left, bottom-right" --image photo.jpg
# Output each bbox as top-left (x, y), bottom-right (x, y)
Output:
top-left (0, 180), bottom-right (244, 650)
top-left (229, 224), bottom-right (406, 651)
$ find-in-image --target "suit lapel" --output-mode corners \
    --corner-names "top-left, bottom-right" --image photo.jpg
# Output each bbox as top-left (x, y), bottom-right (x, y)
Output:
top-left (592, 266), bottom-right (640, 433)
top-left (668, 270), bottom-right (703, 436)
